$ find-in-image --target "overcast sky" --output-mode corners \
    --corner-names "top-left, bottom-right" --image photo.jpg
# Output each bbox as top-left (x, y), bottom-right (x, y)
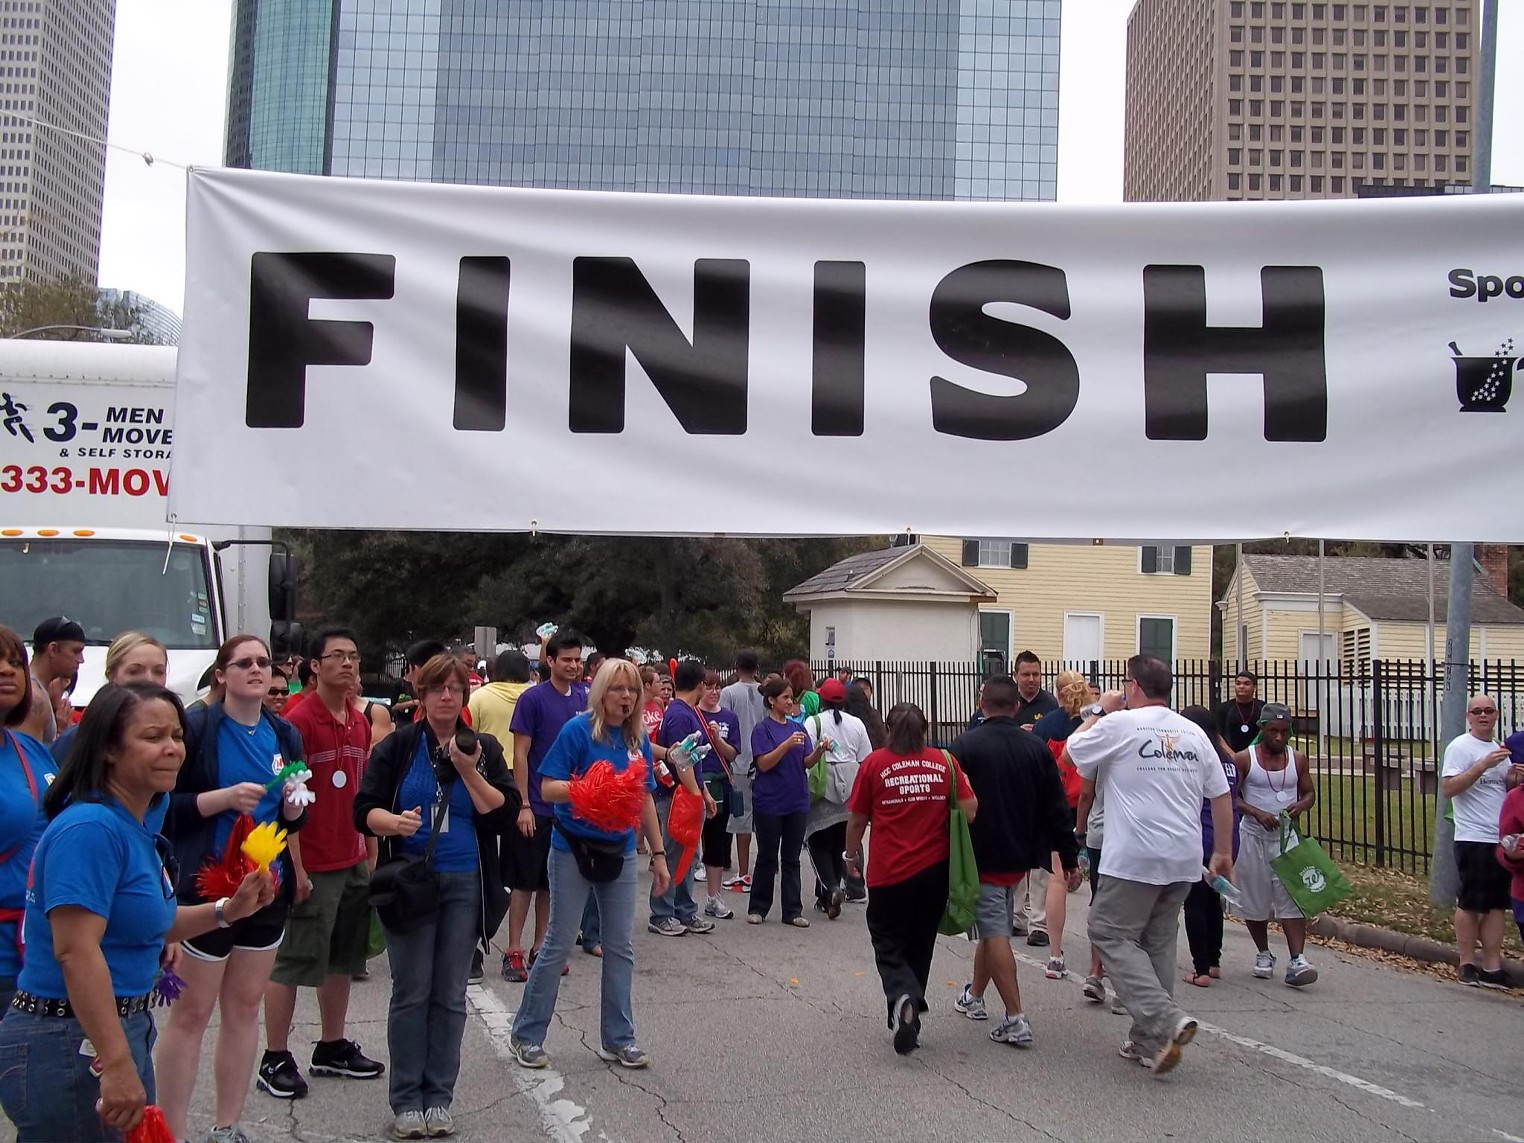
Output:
top-left (98, 0), bottom-right (1523, 314)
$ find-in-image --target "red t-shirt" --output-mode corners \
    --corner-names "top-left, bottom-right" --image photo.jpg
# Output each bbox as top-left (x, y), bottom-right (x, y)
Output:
top-left (847, 747), bottom-right (973, 888)
top-left (286, 694), bottom-right (370, 873)
top-left (1498, 785), bottom-right (1524, 903)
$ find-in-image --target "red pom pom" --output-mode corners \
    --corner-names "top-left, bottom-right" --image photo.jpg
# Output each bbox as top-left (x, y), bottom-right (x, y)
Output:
top-left (193, 813), bottom-right (282, 901)
top-left (567, 757), bottom-right (648, 832)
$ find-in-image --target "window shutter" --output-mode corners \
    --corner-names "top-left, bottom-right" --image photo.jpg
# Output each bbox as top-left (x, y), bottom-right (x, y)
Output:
top-left (1174, 546), bottom-right (1192, 575)
top-left (961, 540), bottom-right (979, 567)
top-left (1010, 542), bottom-right (1029, 569)
top-left (1140, 546), bottom-right (1159, 574)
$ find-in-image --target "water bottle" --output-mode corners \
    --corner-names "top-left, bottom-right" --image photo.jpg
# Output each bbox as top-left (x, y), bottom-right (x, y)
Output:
top-left (1503, 834), bottom-right (1521, 854)
top-left (669, 731), bottom-right (709, 773)
top-left (1204, 866), bottom-right (1244, 909)
top-left (535, 622), bottom-right (558, 640)
top-left (1076, 849), bottom-right (1091, 879)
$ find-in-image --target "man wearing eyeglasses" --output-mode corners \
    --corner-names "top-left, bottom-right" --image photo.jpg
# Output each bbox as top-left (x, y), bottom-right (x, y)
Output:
top-left (1440, 696), bottom-right (1514, 988)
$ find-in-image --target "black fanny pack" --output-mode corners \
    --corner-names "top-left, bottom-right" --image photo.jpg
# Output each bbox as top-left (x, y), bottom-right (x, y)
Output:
top-left (370, 793), bottom-right (451, 933)
top-left (555, 822), bottom-right (626, 883)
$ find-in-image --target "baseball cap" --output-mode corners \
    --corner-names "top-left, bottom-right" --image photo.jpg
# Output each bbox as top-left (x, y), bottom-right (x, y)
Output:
top-left (817, 678), bottom-right (847, 703)
top-left (1258, 702), bottom-right (1292, 725)
top-left (1505, 730), bottom-right (1524, 767)
top-left (32, 616), bottom-right (85, 650)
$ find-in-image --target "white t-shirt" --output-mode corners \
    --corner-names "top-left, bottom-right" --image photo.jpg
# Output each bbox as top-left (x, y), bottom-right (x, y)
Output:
top-left (809, 710), bottom-right (874, 765)
top-left (1067, 706), bottom-right (1229, 886)
top-left (1442, 733), bottom-right (1508, 844)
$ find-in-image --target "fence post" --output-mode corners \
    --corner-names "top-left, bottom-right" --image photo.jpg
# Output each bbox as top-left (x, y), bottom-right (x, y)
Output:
top-left (929, 661), bottom-right (941, 741)
top-left (1373, 659), bottom-right (1387, 869)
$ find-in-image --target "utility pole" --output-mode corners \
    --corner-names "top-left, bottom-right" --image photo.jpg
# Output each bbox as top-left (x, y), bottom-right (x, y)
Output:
top-left (1431, 0), bottom-right (1498, 908)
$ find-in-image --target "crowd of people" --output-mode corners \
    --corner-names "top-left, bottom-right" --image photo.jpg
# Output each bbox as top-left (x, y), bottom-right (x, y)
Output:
top-left (0, 611), bottom-right (1517, 1140)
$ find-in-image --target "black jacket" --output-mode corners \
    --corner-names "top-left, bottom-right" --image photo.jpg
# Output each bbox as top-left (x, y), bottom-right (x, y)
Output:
top-left (951, 716), bottom-right (1078, 876)
top-left (164, 702), bottom-right (309, 904)
top-left (353, 719), bottom-right (519, 945)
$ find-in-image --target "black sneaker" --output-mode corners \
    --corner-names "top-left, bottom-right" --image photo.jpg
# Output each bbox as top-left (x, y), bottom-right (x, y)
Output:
top-left (1458, 963), bottom-right (1481, 986)
top-left (1477, 967), bottom-right (1513, 990)
top-left (468, 947), bottom-right (484, 985)
top-left (891, 994), bottom-right (920, 1056)
top-left (1025, 930), bottom-right (1050, 948)
top-left (310, 1038), bottom-right (385, 1079)
top-left (256, 1050), bottom-right (309, 1099)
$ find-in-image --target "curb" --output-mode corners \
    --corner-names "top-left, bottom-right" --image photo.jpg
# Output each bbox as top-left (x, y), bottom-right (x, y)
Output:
top-left (1308, 914), bottom-right (1524, 980)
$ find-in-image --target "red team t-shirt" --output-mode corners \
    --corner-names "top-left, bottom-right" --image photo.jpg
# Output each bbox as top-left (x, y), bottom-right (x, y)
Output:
top-left (847, 747), bottom-right (973, 888)
top-left (285, 696), bottom-right (370, 873)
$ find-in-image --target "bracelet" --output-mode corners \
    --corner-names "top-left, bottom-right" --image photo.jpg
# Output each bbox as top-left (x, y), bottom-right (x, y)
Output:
top-left (649, 851), bottom-right (666, 859)
top-left (214, 897), bottom-right (232, 929)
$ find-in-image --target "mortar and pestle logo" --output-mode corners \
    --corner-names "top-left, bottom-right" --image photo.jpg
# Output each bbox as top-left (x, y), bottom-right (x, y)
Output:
top-left (1450, 339), bottom-right (1517, 412)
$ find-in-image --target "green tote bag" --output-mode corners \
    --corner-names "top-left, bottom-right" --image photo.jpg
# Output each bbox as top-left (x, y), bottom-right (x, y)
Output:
top-left (1268, 813), bottom-right (1352, 918)
top-left (937, 751), bottom-right (980, 937)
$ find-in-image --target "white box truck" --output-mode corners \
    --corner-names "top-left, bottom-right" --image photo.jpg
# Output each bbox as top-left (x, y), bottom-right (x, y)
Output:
top-left (0, 338), bottom-right (297, 706)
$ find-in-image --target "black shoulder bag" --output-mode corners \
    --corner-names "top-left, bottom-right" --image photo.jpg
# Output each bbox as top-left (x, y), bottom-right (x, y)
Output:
top-left (369, 788), bottom-right (452, 934)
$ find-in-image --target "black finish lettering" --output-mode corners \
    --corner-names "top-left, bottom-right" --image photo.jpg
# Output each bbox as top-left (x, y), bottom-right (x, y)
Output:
top-left (454, 256), bottom-right (511, 431)
top-left (811, 261), bottom-right (866, 436)
top-left (246, 252), bottom-right (395, 428)
top-left (928, 260), bottom-right (1078, 441)
top-left (568, 257), bottom-right (749, 434)
top-left (1142, 265), bottom-right (1327, 442)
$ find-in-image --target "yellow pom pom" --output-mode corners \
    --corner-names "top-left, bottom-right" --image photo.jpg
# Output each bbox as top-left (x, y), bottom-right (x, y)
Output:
top-left (240, 821), bottom-right (288, 874)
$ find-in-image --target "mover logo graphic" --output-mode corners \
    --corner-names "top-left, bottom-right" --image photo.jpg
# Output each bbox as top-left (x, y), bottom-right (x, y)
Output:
top-left (1449, 338), bottom-right (1516, 412)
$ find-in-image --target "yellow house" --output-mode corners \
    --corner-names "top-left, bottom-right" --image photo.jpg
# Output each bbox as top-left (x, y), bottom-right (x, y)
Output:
top-left (1219, 553), bottom-right (1524, 666)
top-left (786, 536), bottom-right (1214, 665)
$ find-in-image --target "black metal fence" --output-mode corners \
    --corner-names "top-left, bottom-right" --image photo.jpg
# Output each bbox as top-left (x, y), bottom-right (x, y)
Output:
top-left (812, 657), bottom-right (1524, 875)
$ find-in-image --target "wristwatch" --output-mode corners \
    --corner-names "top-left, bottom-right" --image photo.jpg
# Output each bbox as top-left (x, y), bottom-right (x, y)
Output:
top-left (1081, 702), bottom-right (1106, 720)
top-left (842, 850), bottom-right (862, 864)
top-left (214, 897), bottom-right (232, 929)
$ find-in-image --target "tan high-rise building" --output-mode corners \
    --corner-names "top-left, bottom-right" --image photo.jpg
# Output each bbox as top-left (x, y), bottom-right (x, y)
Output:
top-left (0, 0), bottom-right (117, 282)
top-left (1124, 0), bottom-right (1480, 201)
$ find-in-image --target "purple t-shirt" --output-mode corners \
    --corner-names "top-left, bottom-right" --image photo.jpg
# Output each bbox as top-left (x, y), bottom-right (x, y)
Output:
top-left (509, 679), bottom-right (590, 816)
top-left (656, 699), bottom-right (707, 795)
top-left (751, 717), bottom-right (811, 816)
top-left (700, 707), bottom-right (741, 780)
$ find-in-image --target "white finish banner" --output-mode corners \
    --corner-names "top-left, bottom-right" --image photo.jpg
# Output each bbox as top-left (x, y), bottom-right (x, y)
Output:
top-left (175, 166), bottom-right (1524, 541)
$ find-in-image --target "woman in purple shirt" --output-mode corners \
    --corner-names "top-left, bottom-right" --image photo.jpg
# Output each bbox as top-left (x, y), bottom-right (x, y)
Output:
top-left (747, 677), bottom-right (828, 927)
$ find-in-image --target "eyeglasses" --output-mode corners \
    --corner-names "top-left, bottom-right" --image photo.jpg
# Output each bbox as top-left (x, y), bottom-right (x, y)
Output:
top-left (319, 651), bottom-right (361, 664)
top-left (229, 656), bottom-right (272, 671)
top-left (1469, 707), bottom-right (1498, 715)
top-left (427, 685), bottom-right (466, 697)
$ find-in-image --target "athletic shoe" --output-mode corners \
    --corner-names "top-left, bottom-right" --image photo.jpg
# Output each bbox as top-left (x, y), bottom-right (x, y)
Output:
top-left (1044, 956), bottom-right (1067, 980)
top-left (391, 1111), bottom-right (427, 1140)
top-left (845, 891), bottom-right (868, 904)
top-left (1118, 1040), bottom-right (1155, 1069)
top-left (1458, 963), bottom-right (1481, 986)
top-left (1110, 994), bottom-right (1128, 1016)
top-left (827, 887), bottom-right (844, 920)
top-left (1252, 950), bottom-right (1276, 979)
top-left (310, 1038), bottom-right (385, 1079)
top-left (648, 917), bottom-right (687, 937)
top-left (682, 915), bottom-right (716, 934)
top-left (891, 994), bottom-right (920, 1056)
top-left (1477, 967), bottom-right (1513, 990)
top-left (207, 1126), bottom-right (253, 1143)
top-left (741, 874), bottom-right (754, 890)
top-left (1151, 1015), bottom-right (1198, 1076)
top-left (510, 1039), bottom-right (548, 1069)
top-left (423, 1107), bottom-right (455, 1137)
top-left (703, 896), bottom-right (735, 919)
top-left (1284, 954), bottom-right (1318, 987)
top-left (694, 868), bottom-right (707, 883)
top-left (256, 1050), bottom-right (309, 1099)
top-left (989, 1013), bottom-right (1034, 1047)
top-left (1082, 975), bottom-right (1106, 1002)
top-left (1025, 930), bottom-right (1050, 948)
top-left (502, 948), bottom-right (529, 982)
top-left (747, 913), bottom-right (763, 924)
top-left (722, 875), bottom-right (746, 891)
top-left (954, 985), bottom-right (988, 1020)
top-left (529, 948), bottom-right (569, 976)
top-left (467, 948), bottom-right (484, 985)
top-left (596, 1044), bottom-right (652, 1069)
top-left (786, 916), bottom-right (811, 928)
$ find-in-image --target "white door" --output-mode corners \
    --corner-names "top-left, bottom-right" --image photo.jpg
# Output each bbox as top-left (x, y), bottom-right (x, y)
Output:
top-left (1298, 631), bottom-right (1337, 712)
top-left (1063, 613), bottom-right (1104, 666)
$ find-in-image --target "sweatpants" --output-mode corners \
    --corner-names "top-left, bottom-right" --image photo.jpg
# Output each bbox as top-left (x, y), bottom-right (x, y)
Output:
top-left (1087, 876), bottom-right (1192, 1054)
top-left (864, 860), bottom-right (947, 1027)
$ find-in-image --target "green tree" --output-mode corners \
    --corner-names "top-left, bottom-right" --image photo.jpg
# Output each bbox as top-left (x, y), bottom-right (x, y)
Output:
top-left (0, 276), bottom-right (157, 343)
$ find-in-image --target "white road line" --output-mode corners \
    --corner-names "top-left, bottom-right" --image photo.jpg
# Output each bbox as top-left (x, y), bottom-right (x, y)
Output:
top-left (467, 984), bottom-right (593, 1143)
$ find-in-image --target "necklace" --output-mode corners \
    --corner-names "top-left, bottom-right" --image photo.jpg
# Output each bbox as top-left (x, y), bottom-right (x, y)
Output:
top-left (1234, 700), bottom-right (1257, 734)
top-left (1265, 750), bottom-right (1292, 793)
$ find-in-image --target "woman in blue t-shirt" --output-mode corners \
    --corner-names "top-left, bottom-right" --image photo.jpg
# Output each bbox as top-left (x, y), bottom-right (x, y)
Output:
top-left (0, 682), bottom-right (274, 1142)
top-left (355, 653), bottom-right (516, 1139)
top-left (748, 676), bottom-right (829, 928)
top-left (509, 659), bottom-right (668, 1073)
top-left (0, 626), bottom-right (56, 1011)
top-left (155, 634), bottom-right (311, 1143)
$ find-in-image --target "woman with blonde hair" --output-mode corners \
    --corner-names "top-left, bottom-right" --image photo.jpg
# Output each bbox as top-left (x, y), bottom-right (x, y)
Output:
top-left (1029, 669), bottom-right (1095, 982)
top-left (51, 632), bottom-right (168, 768)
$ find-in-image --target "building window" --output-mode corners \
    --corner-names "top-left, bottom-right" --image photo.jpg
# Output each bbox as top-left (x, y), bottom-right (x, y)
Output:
top-left (1342, 627), bottom-right (1371, 670)
top-left (1140, 545), bottom-right (1193, 576)
top-left (1138, 617), bottom-right (1176, 662)
top-left (962, 539), bottom-right (1029, 570)
top-left (979, 610), bottom-right (1012, 668)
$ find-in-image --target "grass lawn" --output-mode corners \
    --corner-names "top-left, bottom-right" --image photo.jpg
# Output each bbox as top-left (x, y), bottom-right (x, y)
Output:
top-left (1326, 861), bottom-right (1524, 960)
top-left (1304, 775), bottom-right (1437, 876)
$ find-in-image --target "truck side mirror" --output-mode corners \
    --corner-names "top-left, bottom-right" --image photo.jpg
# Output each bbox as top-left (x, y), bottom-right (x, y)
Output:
top-left (269, 551), bottom-right (299, 622)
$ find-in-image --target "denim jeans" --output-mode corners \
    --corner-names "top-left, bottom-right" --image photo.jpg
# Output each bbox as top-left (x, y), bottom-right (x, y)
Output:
top-left (749, 810), bottom-right (807, 922)
top-left (648, 794), bottom-right (697, 925)
top-left (383, 870), bottom-right (481, 1114)
top-left (0, 1007), bottom-right (156, 1142)
top-left (513, 847), bottom-right (637, 1051)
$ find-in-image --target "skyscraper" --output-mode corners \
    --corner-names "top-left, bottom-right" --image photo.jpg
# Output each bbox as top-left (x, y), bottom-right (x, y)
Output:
top-left (224, 0), bottom-right (1060, 202)
top-left (1124, 0), bottom-right (1480, 202)
top-left (0, 0), bottom-right (117, 281)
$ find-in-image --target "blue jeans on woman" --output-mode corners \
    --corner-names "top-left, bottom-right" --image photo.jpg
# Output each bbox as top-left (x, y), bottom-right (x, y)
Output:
top-left (648, 794), bottom-right (698, 926)
top-left (384, 870), bottom-right (481, 1114)
top-left (0, 1008), bottom-right (156, 1142)
top-left (513, 847), bottom-right (637, 1052)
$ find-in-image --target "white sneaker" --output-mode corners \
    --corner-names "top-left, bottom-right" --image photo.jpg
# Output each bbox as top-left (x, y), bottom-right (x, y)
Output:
top-left (954, 984), bottom-right (988, 1020)
top-left (721, 875), bottom-right (745, 890)
top-left (694, 868), bottom-right (707, 883)
top-left (703, 896), bottom-right (734, 919)
top-left (989, 1012), bottom-right (1034, 1047)
top-left (1285, 954), bottom-right (1318, 987)
top-left (1253, 950), bottom-right (1276, 979)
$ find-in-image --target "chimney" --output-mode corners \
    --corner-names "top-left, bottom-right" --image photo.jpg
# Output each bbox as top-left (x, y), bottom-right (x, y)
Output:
top-left (1476, 544), bottom-right (1510, 597)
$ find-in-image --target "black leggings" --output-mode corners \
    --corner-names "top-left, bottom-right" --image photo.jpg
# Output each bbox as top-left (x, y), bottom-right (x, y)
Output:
top-left (807, 822), bottom-right (848, 904)
top-left (749, 811), bottom-right (807, 921)
top-left (865, 861), bottom-right (947, 1027)
top-left (1183, 877), bottom-right (1225, 975)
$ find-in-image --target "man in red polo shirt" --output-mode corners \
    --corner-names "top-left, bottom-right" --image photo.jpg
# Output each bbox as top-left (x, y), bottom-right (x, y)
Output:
top-left (257, 627), bottom-right (384, 1099)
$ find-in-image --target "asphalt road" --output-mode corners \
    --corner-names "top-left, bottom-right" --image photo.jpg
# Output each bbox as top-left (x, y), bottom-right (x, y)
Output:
top-left (157, 874), bottom-right (1524, 1142)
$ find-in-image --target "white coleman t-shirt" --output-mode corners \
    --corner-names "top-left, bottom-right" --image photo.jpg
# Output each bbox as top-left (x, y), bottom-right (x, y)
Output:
top-left (1067, 706), bottom-right (1229, 886)
top-left (1442, 733), bottom-right (1508, 844)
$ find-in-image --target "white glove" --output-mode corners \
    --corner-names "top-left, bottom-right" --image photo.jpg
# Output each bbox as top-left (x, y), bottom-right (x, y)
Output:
top-left (283, 767), bottom-right (316, 807)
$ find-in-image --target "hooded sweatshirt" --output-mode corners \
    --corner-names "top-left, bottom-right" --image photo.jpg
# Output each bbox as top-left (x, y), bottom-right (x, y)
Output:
top-left (467, 680), bottom-right (534, 757)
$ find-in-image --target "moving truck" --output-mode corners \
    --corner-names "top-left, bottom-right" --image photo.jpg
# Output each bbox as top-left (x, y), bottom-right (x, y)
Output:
top-left (0, 339), bottom-right (297, 706)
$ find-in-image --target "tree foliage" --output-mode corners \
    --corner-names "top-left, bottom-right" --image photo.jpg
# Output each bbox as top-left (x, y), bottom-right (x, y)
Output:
top-left (0, 276), bottom-right (158, 343)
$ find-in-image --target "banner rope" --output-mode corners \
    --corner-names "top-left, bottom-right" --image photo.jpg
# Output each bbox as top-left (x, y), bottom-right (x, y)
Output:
top-left (0, 111), bottom-right (190, 171)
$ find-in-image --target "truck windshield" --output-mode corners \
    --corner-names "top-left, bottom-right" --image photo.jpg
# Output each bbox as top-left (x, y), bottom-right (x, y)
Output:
top-left (0, 538), bottom-right (217, 649)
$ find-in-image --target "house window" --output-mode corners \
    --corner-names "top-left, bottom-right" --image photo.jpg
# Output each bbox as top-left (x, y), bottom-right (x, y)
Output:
top-left (1341, 627), bottom-right (1372, 670)
top-left (1138, 616), bottom-right (1176, 661)
top-left (961, 539), bottom-right (1029, 570)
top-left (979, 610), bottom-right (1012, 669)
top-left (1140, 545), bottom-right (1193, 576)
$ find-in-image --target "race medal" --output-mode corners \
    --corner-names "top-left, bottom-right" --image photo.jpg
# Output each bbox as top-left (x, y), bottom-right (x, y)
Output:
top-left (1241, 724), bottom-right (1249, 734)
top-left (332, 770), bottom-right (348, 789)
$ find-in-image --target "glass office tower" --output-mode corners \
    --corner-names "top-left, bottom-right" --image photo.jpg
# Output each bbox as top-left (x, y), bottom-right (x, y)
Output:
top-left (225, 0), bottom-right (1060, 202)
